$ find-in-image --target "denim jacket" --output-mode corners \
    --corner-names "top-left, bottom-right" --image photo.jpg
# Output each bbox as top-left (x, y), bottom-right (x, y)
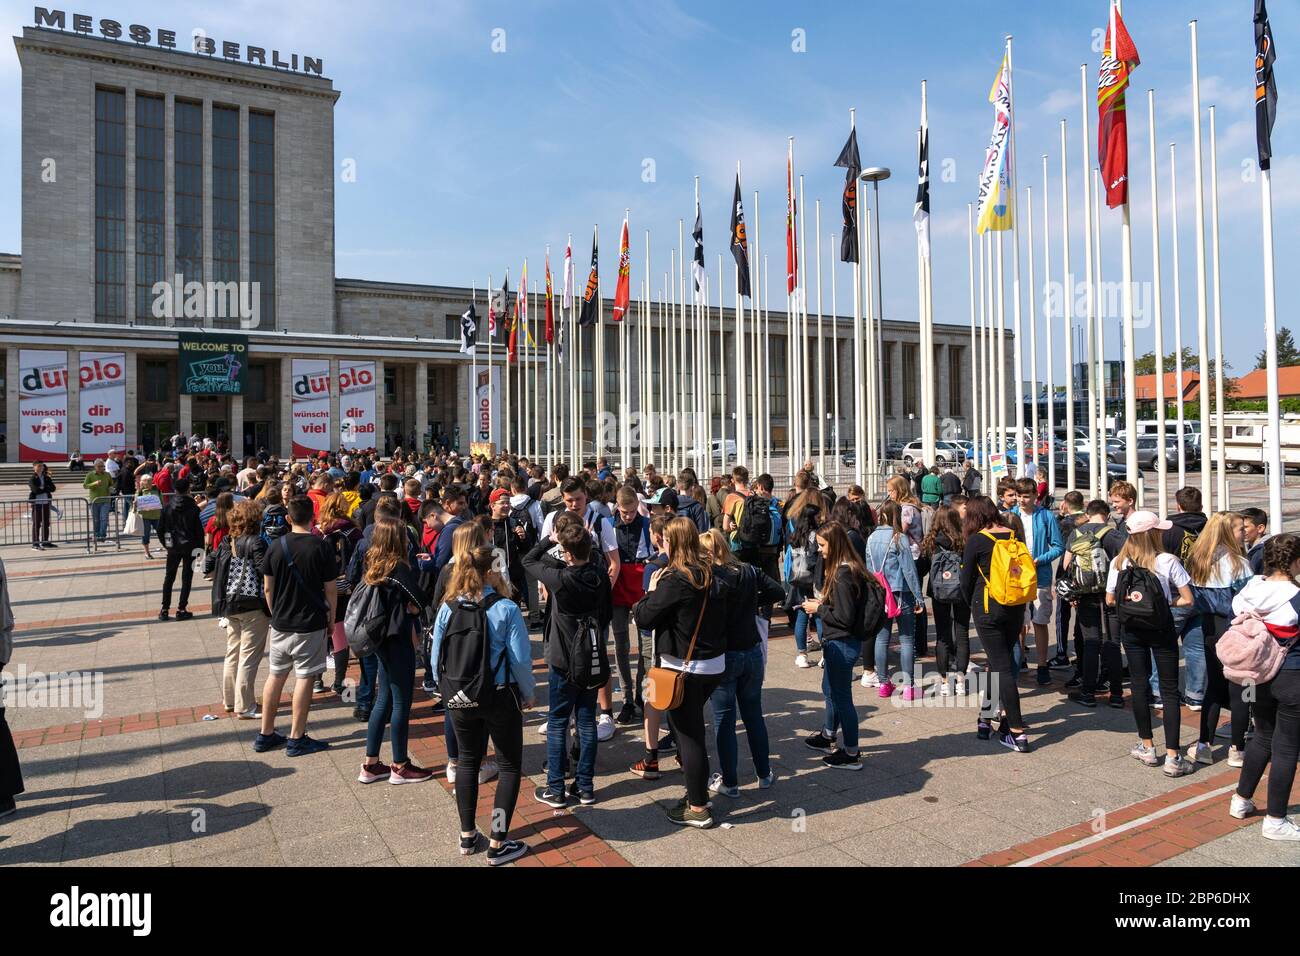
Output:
top-left (866, 527), bottom-right (922, 597)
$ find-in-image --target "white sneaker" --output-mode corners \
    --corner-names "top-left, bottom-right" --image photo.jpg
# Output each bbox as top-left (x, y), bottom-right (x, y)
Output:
top-left (236, 707), bottom-right (261, 720)
top-left (1188, 742), bottom-right (1214, 765)
top-left (1229, 794), bottom-right (1255, 819)
top-left (707, 772), bottom-right (739, 798)
top-left (1130, 742), bottom-right (1161, 767)
top-left (1227, 746), bottom-right (1245, 768)
top-left (478, 759), bottom-right (499, 784)
top-left (445, 762), bottom-right (457, 785)
top-left (1262, 816), bottom-right (1300, 842)
top-left (939, 679), bottom-right (951, 697)
top-left (817, 657), bottom-right (825, 669)
top-left (795, 654), bottom-right (811, 669)
top-left (758, 771), bottom-right (775, 789)
top-left (860, 670), bottom-right (881, 688)
top-left (1163, 754), bottom-right (1194, 778)
top-left (535, 719), bottom-right (551, 736)
top-left (955, 677), bottom-right (968, 696)
top-left (596, 714), bottom-right (616, 742)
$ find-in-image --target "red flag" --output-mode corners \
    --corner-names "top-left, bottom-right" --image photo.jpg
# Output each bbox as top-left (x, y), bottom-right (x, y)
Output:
top-left (544, 252), bottom-right (554, 344)
top-left (1098, 2), bottom-right (1140, 209)
top-left (507, 302), bottom-right (518, 364)
top-left (612, 216), bottom-right (631, 322)
top-left (786, 155), bottom-right (798, 296)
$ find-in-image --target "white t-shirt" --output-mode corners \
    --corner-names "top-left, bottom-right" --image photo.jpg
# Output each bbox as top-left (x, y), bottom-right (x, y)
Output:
top-left (1106, 553), bottom-right (1191, 603)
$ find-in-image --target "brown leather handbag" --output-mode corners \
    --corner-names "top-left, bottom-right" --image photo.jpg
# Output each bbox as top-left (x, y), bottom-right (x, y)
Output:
top-left (643, 591), bottom-right (709, 712)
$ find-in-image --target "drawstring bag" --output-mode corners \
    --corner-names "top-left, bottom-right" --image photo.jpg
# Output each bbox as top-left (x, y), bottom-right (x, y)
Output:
top-left (868, 546), bottom-right (901, 619)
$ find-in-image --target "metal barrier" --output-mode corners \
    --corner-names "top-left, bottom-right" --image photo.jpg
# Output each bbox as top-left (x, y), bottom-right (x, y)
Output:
top-left (0, 495), bottom-right (137, 553)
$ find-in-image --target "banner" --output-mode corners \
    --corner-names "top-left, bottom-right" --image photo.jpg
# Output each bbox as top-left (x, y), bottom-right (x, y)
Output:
top-left (18, 350), bottom-right (68, 462)
top-left (178, 332), bottom-right (248, 395)
top-left (291, 358), bottom-right (331, 457)
top-left (976, 54), bottom-right (1014, 234)
top-left (474, 365), bottom-right (500, 443)
top-left (78, 352), bottom-right (126, 456)
top-left (338, 360), bottom-right (377, 451)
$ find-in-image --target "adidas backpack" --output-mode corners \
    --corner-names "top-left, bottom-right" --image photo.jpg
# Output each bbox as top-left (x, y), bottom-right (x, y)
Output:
top-left (437, 593), bottom-right (509, 709)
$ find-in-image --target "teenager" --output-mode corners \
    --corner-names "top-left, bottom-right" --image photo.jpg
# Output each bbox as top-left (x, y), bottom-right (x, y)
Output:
top-left (1063, 499), bottom-right (1125, 708)
top-left (611, 486), bottom-right (652, 723)
top-left (314, 493), bottom-right (363, 694)
top-left (922, 504), bottom-right (971, 695)
top-left (1012, 477), bottom-right (1065, 686)
top-left (866, 501), bottom-right (925, 700)
top-left (783, 487), bottom-right (828, 668)
top-left (157, 479), bottom-right (204, 621)
top-left (212, 500), bottom-right (269, 719)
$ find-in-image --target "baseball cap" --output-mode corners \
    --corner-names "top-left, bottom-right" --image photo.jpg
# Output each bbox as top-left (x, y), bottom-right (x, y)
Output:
top-left (489, 487), bottom-right (511, 505)
top-left (1125, 510), bottom-right (1172, 534)
top-left (657, 488), bottom-right (680, 511)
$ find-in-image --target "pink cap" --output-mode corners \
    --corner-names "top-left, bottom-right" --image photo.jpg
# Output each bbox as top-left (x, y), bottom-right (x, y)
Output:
top-left (1125, 510), bottom-right (1173, 534)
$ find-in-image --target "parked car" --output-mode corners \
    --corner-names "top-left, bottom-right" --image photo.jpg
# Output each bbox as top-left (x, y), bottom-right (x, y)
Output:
top-left (901, 440), bottom-right (965, 465)
top-left (1107, 436), bottom-right (1198, 471)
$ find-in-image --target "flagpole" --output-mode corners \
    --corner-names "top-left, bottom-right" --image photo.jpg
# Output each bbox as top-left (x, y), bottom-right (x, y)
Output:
top-left (1080, 64), bottom-right (1100, 499)
top-left (976, 225), bottom-right (986, 478)
top-left (967, 204), bottom-right (980, 481)
top-left (1004, 38), bottom-right (1025, 475)
top-left (918, 79), bottom-right (935, 467)
top-left (1190, 21), bottom-right (1212, 506)
top-left (1108, 3), bottom-right (1139, 492)
top-left (1026, 182), bottom-right (1039, 476)
top-left (505, 268), bottom-right (512, 452)
top-left (798, 171), bottom-right (811, 471)
top-left (815, 198), bottom-right (825, 478)
top-left (677, 217), bottom-right (686, 474)
top-left (849, 109), bottom-right (865, 489)
top-left (981, 231), bottom-right (991, 479)
top-left (1147, 90), bottom-right (1168, 515)
top-left (1209, 105), bottom-right (1227, 509)
top-left (532, 278), bottom-right (539, 461)
top-left (669, 242), bottom-right (678, 474)
top-left (862, 192), bottom-right (875, 492)
top-left (754, 187), bottom-right (763, 474)
top-left (1170, 145), bottom-right (1186, 487)
top-left (718, 253), bottom-right (726, 470)
top-left (1094, 169), bottom-right (1107, 490)
top-left (831, 230), bottom-right (840, 475)
top-left (1061, 122), bottom-right (1076, 494)
top-left (1042, 154), bottom-right (1055, 494)
top-left (487, 273), bottom-right (494, 449)
top-left (1261, 159), bottom-right (1283, 524)
top-left (996, 231), bottom-right (1006, 460)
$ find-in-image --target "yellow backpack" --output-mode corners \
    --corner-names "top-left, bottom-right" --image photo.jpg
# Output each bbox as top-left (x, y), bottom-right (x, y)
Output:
top-left (977, 529), bottom-right (1037, 612)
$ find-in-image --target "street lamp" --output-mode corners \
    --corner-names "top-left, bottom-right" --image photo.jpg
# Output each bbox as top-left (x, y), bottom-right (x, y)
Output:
top-left (861, 167), bottom-right (890, 477)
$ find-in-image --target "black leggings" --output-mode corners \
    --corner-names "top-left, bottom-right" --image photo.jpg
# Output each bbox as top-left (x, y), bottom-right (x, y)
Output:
top-left (447, 688), bottom-right (524, 842)
top-left (1236, 669), bottom-right (1300, 818)
top-left (1123, 633), bottom-right (1181, 750)
top-left (666, 673), bottom-right (722, 808)
top-left (1076, 598), bottom-right (1124, 695)
top-left (30, 503), bottom-right (51, 545)
top-left (1200, 615), bottom-right (1250, 749)
top-left (161, 549), bottom-right (194, 611)
top-left (932, 600), bottom-right (970, 675)
top-left (973, 611), bottom-right (1023, 728)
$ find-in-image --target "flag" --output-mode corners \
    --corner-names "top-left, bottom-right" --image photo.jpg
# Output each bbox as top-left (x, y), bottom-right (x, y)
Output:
top-left (729, 174), bottom-right (752, 298)
top-left (976, 53), bottom-right (1014, 233)
top-left (785, 154), bottom-right (799, 297)
top-left (488, 276), bottom-right (507, 338)
top-left (578, 228), bottom-right (600, 327)
top-left (612, 216), bottom-right (631, 322)
top-left (1256, 0), bottom-right (1278, 172)
top-left (545, 251), bottom-right (555, 344)
top-left (507, 301), bottom-right (519, 364)
top-left (914, 110), bottom-right (931, 259)
top-left (517, 260), bottom-right (528, 328)
top-left (562, 239), bottom-right (574, 311)
top-left (692, 202), bottom-right (705, 304)
top-left (557, 310), bottom-right (566, 366)
top-left (459, 302), bottom-right (478, 355)
top-left (1098, 1), bottom-right (1140, 208)
top-left (834, 126), bottom-right (862, 263)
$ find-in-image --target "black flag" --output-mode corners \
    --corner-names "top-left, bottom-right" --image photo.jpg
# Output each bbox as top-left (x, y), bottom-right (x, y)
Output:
top-left (729, 174), bottom-right (752, 298)
top-left (578, 229), bottom-right (600, 327)
top-left (459, 302), bottom-right (478, 355)
top-left (834, 127), bottom-right (862, 263)
top-left (1256, 0), bottom-right (1277, 171)
top-left (692, 203), bottom-right (705, 304)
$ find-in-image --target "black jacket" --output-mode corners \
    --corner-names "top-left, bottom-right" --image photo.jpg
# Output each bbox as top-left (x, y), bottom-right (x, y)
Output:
top-left (371, 565), bottom-right (430, 642)
top-left (717, 563), bottom-right (784, 652)
top-left (522, 539), bottom-right (612, 673)
top-left (939, 472), bottom-right (962, 497)
top-left (819, 564), bottom-right (886, 642)
top-left (676, 497), bottom-right (710, 533)
top-left (1163, 511), bottom-right (1207, 560)
top-left (493, 515), bottom-right (536, 582)
top-left (158, 495), bottom-right (204, 553)
top-left (212, 534), bottom-right (270, 617)
top-left (28, 473), bottom-right (56, 500)
top-left (632, 567), bottom-right (727, 664)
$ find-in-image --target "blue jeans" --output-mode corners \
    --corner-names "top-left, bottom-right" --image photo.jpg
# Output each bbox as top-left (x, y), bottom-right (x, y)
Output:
top-left (874, 589), bottom-right (917, 686)
top-left (1149, 608), bottom-right (1205, 704)
top-left (119, 494), bottom-right (134, 521)
top-left (822, 638), bottom-right (863, 750)
top-left (793, 607), bottom-right (823, 653)
top-left (140, 517), bottom-right (158, 548)
top-left (91, 501), bottom-right (111, 540)
top-left (547, 668), bottom-right (598, 792)
top-left (709, 645), bottom-right (771, 787)
top-left (355, 653), bottom-right (379, 713)
top-left (366, 635), bottom-right (415, 764)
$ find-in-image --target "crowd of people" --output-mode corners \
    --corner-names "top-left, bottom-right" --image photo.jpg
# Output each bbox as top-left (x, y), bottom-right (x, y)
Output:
top-left (8, 442), bottom-right (1300, 861)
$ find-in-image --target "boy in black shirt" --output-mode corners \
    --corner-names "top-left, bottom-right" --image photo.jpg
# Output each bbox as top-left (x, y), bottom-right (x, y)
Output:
top-left (1063, 499), bottom-right (1125, 708)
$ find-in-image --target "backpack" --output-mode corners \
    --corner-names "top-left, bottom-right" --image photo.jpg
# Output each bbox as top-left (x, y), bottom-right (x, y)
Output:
top-left (867, 545), bottom-right (901, 619)
top-left (736, 493), bottom-right (775, 547)
top-left (976, 530), bottom-right (1037, 613)
top-left (858, 573), bottom-right (889, 637)
top-left (1062, 527), bottom-right (1110, 597)
top-left (788, 531), bottom-right (816, 589)
top-left (563, 613), bottom-right (611, 690)
top-left (343, 579), bottom-right (390, 658)
top-left (1216, 609), bottom-right (1300, 685)
top-left (260, 507), bottom-right (288, 544)
top-left (510, 501), bottom-right (534, 531)
top-left (322, 528), bottom-right (357, 595)
top-left (225, 538), bottom-right (262, 602)
top-left (1114, 563), bottom-right (1174, 638)
top-left (437, 593), bottom-right (509, 709)
top-left (930, 549), bottom-right (964, 603)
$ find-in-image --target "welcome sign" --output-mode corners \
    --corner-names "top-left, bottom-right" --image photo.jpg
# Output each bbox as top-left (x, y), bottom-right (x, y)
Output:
top-left (178, 332), bottom-right (248, 395)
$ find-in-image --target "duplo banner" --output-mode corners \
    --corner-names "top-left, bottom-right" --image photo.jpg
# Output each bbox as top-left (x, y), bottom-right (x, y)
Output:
top-left (475, 365), bottom-right (500, 443)
top-left (291, 358), bottom-right (331, 457)
top-left (78, 352), bottom-right (127, 456)
top-left (339, 360), bottom-right (377, 451)
top-left (178, 332), bottom-right (248, 395)
top-left (18, 350), bottom-right (68, 462)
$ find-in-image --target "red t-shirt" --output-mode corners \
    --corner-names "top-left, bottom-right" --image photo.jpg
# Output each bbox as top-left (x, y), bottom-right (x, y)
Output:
top-left (205, 518), bottom-right (227, 553)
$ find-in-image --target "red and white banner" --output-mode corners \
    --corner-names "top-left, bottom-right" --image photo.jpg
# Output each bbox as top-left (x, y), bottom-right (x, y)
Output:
top-left (78, 352), bottom-right (126, 457)
top-left (475, 365), bottom-right (500, 443)
top-left (291, 358), bottom-right (332, 457)
top-left (19, 350), bottom-right (68, 462)
top-left (338, 360), bottom-right (377, 451)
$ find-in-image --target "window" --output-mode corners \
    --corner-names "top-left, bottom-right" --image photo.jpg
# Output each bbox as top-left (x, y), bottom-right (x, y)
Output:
top-left (882, 346), bottom-right (893, 416)
top-left (211, 106), bottom-right (240, 296)
top-left (385, 367), bottom-right (397, 402)
top-left (949, 345), bottom-right (963, 418)
top-left (134, 94), bottom-right (164, 324)
top-left (247, 364), bottom-right (267, 404)
top-left (95, 88), bottom-right (126, 322)
top-left (903, 344), bottom-right (918, 417)
top-left (248, 111), bottom-right (275, 330)
top-left (174, 100), bottom-right (203, 295)
top-left (143, 361), bottom-right (169, 403)
top-left (769, 335), bottom-right (787, 418)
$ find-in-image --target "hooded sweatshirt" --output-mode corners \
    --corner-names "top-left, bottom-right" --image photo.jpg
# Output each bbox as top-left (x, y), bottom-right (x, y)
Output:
top-left (1163, 511), bottom-right (1207, 561)
top-left (676, 495), bottom-right (711, 533)
top-left (508, 492), bottom-right (544, 532)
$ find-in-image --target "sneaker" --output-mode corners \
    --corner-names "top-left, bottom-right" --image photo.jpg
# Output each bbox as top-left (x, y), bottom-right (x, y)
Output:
top-left (0, 796), bottom-right (17, 819)
top-left (860, 670), bottom-right (881, 688)
top-left (595, 714), bottom-right (616, 742)
top-left (666, 803), bottom-right (714, 829)
top-left (804, 730), bottom-right (836, 752)
top-left (236, 708), bottom-right (261, 720)
top-left (478, 759), bottom-right (499, 784)
top-left (878, 682), bottom-right (895, 699)
top-left (1036, 665), bottom-right (1051, 686)
top-left (1068, 691), bottom-right (1097, 708)
top-left (976, 719), bottom-right (992, 741)
top-left (656, 734), bottom-right (677, 754)
top-left (902, 685), bottom-right (920, 702)
top-left (358, 760), bottom-right (391, 784)
top-left (252, 731), bottom-right (286, 753)
top-left (794, 654), bottom-right (812, 669)
top-left (1227, 746), bottom-right (1245, 768)
top-left (157, 609), bottom-right (169, 621)
top-left (486, 839), bottom-right (530, 865)
top-left (445, 762), bottom-right (456, 785)
top-left (823, 748), bottom-right (864, 771)
top-left (1130, 742), bottom-right (1161, 767)
top-left (758, 771), bottom-right (775, 789)
top-left (1186, 700), bottom-right (1203, 713)
top-left (390, 762), bottom-right (434, 785)
top-left (998, 732), bottom-right (1031, 753)
top-left (1153, 698), bottom-right (1164, 711)
top-left (707, 773), bottom-right (739, 798)
top-left (1229, 795), bottom-right (1255, 820)
top-left (629, 758), bottom-right (661, 779)
top-left (330, 683), bottom-right (346, 695)
top-left (30, 545), bottom-right (41, 552)
top-left (535, 719), bottom-right (551, 736)
top-left (1048, 654), bottom-right (1073, 669)
top-left (175, 610), bottom-right (193, 622)
top-left (1108, 694), bottom-right (1125, 709)
top-left (1188, 742), bottom-right (1214, 765)
top-left (1261, 816), bottom-right (1300, 842)
top-left (1163, 754), bottom-right (1194, 778)
top-left (1064, 675), bottom-right (1083, 690)
top-left (534, 786), bottom-right (570, 809)
top-left (939, 679), bottom-right (951, 697)
top-left (313, 677), bottom-right (326, 694)
top-left (955, 677), bottom-right (968, 696)
top-left (421, 678), bottom-right (437, 694)
top-left (568, 782), bottom-right (596, 806)
top-left (353, 707), bottom-right (371, 722)
top-left (285, 734), bottom-right (330, 757)
top-left (818, 657), bottom-right (825, 669)
top-left (615, 702), bottom-right (638, 725)
top-left (459, 832), bottom-right (482, 856)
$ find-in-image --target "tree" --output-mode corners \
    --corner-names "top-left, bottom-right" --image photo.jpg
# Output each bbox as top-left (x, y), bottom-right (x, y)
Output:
top-left (1135, 347), bottom-right (1228, 381)
top-left (1255, 326), bottom-right (1300, 369)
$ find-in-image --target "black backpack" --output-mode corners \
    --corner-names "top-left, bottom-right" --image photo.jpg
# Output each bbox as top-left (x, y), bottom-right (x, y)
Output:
top-left (736, 493), bottom-right (774, 547)
top-left (563, 613), bottom-right (611, 690)
top-left (930, 549), bottom-right (964, 603)
top-left (1114, 564), bottom-right (1174, 638)
top-left (343, 579), bottom-right (389, 657)
top-left (437, 593), bottom-right (509, 709)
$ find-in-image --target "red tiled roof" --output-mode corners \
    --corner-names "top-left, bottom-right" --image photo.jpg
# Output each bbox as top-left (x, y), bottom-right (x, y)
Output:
top-left (1133, 370), bottom-right (1200, 401)
top-left (1230, 365), bottom-right (1300, 400)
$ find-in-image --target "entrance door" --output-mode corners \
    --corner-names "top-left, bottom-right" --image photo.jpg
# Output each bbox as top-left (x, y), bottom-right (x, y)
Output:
top-left (243, 421), bottom-right (271, 458)
top-left (139, 422), bottom-right (177, 456)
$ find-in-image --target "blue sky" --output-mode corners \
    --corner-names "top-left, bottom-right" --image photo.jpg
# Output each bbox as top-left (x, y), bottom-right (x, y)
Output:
top-left (1, 0), bottom-right (1296, 383)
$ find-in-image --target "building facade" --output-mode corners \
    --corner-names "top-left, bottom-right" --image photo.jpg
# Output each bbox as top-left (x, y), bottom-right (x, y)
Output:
top-left (1, 19), bottom-right (1007, 464)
